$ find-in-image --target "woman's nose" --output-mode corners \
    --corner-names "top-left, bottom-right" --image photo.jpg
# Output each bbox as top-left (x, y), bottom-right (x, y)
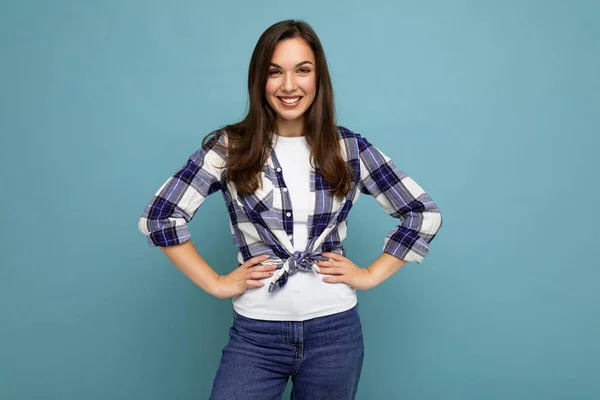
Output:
top-left (282, 74), bottom-right (296, 92)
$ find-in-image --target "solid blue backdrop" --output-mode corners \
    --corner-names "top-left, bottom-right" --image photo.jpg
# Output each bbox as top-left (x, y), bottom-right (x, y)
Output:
top-left (1, 1), bottom-right (599, 399)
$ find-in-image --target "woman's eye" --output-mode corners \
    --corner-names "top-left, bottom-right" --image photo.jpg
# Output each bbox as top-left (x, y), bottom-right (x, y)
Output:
top-left (269, 68), bottom-right (310, 76)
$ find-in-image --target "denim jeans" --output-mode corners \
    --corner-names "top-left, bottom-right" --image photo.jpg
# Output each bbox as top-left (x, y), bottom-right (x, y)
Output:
top-left (209, 304), bottom-right (364, 400)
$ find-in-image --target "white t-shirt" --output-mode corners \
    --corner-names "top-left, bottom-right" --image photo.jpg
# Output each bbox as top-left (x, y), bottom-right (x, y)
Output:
top-left (231, 133), bottom-right (357, 321)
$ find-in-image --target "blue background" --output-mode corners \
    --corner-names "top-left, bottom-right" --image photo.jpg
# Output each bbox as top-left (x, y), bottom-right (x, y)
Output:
top-left (1, 1), bottom-right (599, 399)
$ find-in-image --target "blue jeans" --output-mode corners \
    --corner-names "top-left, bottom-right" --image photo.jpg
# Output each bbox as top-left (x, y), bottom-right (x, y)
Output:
top-left (209, 304), bottom-right (364, 400)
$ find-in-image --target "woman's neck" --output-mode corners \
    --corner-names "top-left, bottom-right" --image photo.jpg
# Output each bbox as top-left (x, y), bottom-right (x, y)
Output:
top-left (275, 117), bottom-right (304, 137)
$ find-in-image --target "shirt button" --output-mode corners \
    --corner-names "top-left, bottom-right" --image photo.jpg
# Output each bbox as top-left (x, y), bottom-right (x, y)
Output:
top-left (286, 212), bottom-right (291, 217)
top-left (276, 167), bottom-right (282, 172)
top-left (288, 234), bottom-right (293, 240)
top-left (282, 187), bottom-right (288, 192)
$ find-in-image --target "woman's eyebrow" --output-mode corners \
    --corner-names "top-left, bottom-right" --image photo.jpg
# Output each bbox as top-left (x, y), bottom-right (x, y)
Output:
top-left (269, 61), bottom-right (313, 68)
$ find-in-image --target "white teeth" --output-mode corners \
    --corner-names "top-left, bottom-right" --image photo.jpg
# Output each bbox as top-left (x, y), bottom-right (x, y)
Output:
top-left (280, 97), bottom-right (301, 104)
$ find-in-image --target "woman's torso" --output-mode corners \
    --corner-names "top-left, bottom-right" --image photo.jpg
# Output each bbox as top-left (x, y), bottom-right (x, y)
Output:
top-left (231, 133), bottom-right (357, 321)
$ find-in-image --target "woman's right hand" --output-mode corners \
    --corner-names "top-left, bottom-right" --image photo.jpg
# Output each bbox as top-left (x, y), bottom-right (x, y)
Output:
top-left (213, 255), bottom-right (277, 299)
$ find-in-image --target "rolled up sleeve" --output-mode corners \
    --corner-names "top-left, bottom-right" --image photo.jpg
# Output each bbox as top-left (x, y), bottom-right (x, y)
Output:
top-left (138, 132), bottom-right (227, 247)
top-left (357, 135), bottom-right (442, 263)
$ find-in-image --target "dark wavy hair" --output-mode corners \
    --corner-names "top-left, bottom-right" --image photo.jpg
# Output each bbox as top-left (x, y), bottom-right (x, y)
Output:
top-left (202, 19), bottom-right (351, 197)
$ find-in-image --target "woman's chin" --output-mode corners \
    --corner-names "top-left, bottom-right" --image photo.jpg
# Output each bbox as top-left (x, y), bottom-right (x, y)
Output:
top-left (276, 110), bottom-right (305, 121)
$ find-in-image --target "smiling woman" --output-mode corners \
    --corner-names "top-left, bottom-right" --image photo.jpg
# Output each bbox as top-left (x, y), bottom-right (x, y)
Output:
top-left (265, 39), bottom-right (317, 130)
top-left (214, 19), bottom-right (349, 199)
top-left (137, 19), bottom-right (443, 400)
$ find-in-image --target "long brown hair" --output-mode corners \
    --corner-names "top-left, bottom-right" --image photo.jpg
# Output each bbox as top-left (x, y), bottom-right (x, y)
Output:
top-left (203, 19), bottom-right (351, 197)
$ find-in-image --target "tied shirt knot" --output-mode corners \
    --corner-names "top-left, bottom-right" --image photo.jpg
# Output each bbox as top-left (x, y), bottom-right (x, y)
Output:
top-left (268, 250), bottom-right (327, 293)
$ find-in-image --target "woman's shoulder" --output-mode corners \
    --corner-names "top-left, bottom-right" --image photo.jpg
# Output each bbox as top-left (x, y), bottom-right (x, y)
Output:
top-left (202, 127), bottom-right (229, 147)
top-left (197, 127), bottom-right (233, 159)
top-left (335, 125), bottom-right (372, 155)
top-left (336, 125), bottom-right (359, 139)
top-left (181, 128), bottom-right (229, 172)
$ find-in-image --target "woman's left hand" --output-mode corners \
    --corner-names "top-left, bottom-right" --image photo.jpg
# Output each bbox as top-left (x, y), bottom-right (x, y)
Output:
top-left (316, 252), bottom-right (376, 290)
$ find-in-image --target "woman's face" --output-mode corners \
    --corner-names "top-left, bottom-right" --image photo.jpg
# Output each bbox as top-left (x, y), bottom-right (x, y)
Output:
top-left (265, 37), bottom-right (317, 125)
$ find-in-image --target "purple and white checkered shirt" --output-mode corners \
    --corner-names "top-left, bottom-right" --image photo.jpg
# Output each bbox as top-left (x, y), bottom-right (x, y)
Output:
top-left (138, 126), bottom-right (443, 293)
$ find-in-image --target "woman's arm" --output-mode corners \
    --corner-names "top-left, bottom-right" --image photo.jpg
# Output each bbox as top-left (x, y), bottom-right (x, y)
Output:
top-left (160, 241), bottom-right (275, 299)
top-left (317, 132), bottom-right (442, 289)
top-left (366, 253), bottom-right (407, 286)
top-left (159, 241), bottom-right (220, 296)
top-left (138, 132), bottom-right (228, 248)
top-left (356, 133), bottom-right (443, 263)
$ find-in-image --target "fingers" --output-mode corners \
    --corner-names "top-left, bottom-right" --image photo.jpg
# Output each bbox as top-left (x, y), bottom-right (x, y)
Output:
top-left (316, 259), bottom-right (341, 267)
top-left (245, 279), bottom-right (266, 288)
top-left (316, 258), bottom-right (346, 275)
top-left (245, 269), bottom-right (275, 287)
top-left (248, 270), bottom-right (275, 280)
top-left (244, 260), bottom-right (277, 288)
top-left (250, 264), bottom-right (278, 272)
top-left (321, 252), bottom-right (345, 262)
top-left (317, 266), bottom-right (344, 275)
top-left (247, 264), bottom-right (277, 282)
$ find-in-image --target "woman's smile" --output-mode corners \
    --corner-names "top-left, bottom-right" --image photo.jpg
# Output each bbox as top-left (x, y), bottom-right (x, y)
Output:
top-left (277, 96), bottom-right (303, 107)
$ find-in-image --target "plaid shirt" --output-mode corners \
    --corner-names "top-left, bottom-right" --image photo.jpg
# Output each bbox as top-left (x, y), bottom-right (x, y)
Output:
top-left (138, 126), bottom-right (443, 293)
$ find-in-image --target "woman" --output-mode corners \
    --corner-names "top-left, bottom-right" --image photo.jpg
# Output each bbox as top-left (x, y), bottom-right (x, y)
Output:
top-left (138, 19), bottom-right (442, 400)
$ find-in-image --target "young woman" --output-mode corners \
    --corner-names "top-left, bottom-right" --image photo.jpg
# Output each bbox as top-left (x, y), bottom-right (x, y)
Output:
top-left (138, 19), bottom-right (442, 400)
